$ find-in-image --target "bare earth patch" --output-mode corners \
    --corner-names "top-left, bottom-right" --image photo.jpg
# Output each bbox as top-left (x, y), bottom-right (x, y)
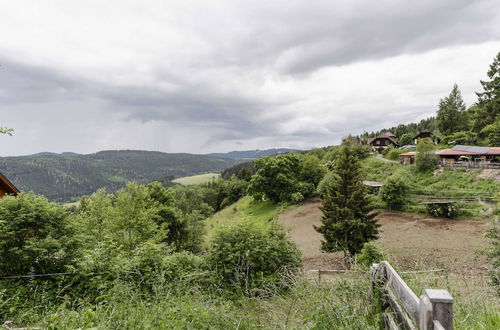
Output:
top-left (279, 199), bottom-right (491, 276)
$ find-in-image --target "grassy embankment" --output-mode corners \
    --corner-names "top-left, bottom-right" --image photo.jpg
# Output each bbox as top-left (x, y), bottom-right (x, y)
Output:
top-left (172, 172), bottom-right (221, 185)
top-left (362, 156), bottom-right (499, 218)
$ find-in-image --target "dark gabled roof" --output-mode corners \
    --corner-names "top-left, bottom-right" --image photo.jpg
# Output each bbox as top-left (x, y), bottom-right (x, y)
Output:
top-left (379, 131), bottom-right (396, 138)
top-left (413, 131), bottom-right (433, 139)
top-left (0, 173), bottom-right (20, 195)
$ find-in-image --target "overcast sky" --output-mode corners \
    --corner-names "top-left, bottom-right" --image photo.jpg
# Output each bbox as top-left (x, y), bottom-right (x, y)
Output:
top-left (0, 0), bottom-right (499, 156)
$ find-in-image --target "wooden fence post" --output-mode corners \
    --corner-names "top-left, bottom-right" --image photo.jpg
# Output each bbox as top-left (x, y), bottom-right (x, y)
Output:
top-left (419, 289), bottom-right (453, 330)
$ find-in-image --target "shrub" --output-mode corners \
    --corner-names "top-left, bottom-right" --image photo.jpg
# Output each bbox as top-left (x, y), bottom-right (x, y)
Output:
top-left (355, 242), bottom-right (386, 269)
top-left (425, 203), bottom-right (458, 218)
top-left (415, 138), bottom-right (437, 173)
top-left (380, 177), bottom-right (410, 211)
top-left (0, 193), bottom-right (78, 276)
top-left (206, 221), bottom-right (301, 295)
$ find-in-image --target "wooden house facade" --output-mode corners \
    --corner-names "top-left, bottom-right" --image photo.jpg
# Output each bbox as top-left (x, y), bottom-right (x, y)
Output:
top-left (368, 132), bottom-right (398, 152)
top-left (413, 130), bottom-right (433, 144)
top-left (0, 173), bottom-right (20, 198)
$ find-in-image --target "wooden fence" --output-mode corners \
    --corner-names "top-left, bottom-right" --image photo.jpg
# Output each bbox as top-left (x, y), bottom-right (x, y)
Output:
top-left (371, 261), bottom-right (453, 330)
top-left (442, 162), bottom-right (500, 169)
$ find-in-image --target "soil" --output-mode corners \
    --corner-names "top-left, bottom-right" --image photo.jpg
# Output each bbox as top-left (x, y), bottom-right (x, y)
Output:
top-left (278, 199), bottom-right (491, 276)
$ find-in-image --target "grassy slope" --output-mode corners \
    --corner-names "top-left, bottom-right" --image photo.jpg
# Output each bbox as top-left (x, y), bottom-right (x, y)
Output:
top-left (362, 156), bottom-right (499, 200)
top-left (172, 173), bottom-right (221, 185)
top-left (204, 195), bottom-right (286, 245)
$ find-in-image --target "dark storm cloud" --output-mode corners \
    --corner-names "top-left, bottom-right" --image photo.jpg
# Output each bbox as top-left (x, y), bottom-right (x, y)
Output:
top-left (230, 0), bottom-right (499, 74)
top-left (0, 0), bottom-right (498, 155)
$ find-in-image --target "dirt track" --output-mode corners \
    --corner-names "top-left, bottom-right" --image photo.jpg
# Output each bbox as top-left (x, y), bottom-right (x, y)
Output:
top-left (278, 199), bottom-right (491, 275)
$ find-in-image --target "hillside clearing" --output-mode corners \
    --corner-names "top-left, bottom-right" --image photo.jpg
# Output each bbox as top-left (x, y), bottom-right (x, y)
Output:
top-left (278, 199), bottom-right (490, 274)
top-left (172, 172), bottom-right (220, 185)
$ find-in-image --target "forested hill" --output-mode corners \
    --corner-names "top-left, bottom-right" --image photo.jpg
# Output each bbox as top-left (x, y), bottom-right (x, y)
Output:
top-left (0, 150), bottom-right (239, 202)
top-left (207, 148), bottom-right (302, 160)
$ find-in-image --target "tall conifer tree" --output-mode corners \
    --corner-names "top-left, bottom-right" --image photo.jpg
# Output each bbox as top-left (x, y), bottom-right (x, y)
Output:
top-left (436, 84), bottom-right (466, 136)
top-left (474, 52), bottom-right (500, 137)
top-left (314, 144), bottom-right (379, 258)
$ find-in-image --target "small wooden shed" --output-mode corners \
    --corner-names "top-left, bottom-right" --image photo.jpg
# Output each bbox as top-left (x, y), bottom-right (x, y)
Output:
top-left (0, 173), bottom-right (20, 198)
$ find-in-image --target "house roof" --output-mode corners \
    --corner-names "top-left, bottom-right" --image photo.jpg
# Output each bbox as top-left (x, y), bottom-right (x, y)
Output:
top-left (413, 130), bottom-right (432, 139)
top-left (435, 149), bottom-right (478, 156)
top-left (399, 152), bottom-right (416, 156)
top-left (0, 173), bottom-right (20, 195)
top-left (486, 147), bottom-right (500, 155)
top-left (380, 131), bottom-right (396, 138)
top-left (362, 180), bottom-right (383, 187)
top-left (451, 145), bottom-right (490, 154)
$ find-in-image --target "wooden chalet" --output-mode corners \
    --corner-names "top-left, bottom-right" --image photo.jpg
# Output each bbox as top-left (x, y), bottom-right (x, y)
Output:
top-left (368, 132), bottom-right (398, 152)
top-left (413, 130), bottom-right (433, 144)
top-left (398, 145), bottom-right (500, 167)
top-left (0, 172), bottom-right (20, 198)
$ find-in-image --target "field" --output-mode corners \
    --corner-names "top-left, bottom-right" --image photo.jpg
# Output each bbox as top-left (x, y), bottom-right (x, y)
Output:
top-left (172, 172), bottom-right (221, 185)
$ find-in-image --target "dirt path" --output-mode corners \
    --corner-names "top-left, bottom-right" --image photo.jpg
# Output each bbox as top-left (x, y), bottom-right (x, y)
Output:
top-left (278, 199), bottom-right (491, 275)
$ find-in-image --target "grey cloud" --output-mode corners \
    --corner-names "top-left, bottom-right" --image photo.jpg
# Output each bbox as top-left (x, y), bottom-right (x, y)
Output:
top-left (223, 0), bottom-right (499, 73)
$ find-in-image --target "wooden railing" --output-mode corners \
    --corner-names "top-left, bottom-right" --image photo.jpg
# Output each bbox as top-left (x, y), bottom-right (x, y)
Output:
top-left (371, 261), bottom-right (453, 330)
top-left (442, 162), bottom-right (500, 169)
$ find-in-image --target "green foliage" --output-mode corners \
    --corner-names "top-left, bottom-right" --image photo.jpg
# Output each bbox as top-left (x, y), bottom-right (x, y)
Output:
top-left (436, 84), bottom-right (467, 136)
top-left (206, 221), bottom-right (301, 295)
top-left (441, 130), bottom-right (477, 145)
top-left (425, 203), bottom-right (458, 218)
top-left (485, 194), bottom-right (500, 295)
top-left (415, 138), bottom-right (437, 173)
top-left (248, 153), bottom-right (323, 204)
top-left (315, 144), bottom-right (380, 257)
top-left (386, 147), bottom-right (410, 161)
top-left (474, 52), bottom-right (500, 137)
top-left (0, 193), bottom-right (78, 276)
top-left (299, 154), bottom-right (327, 188)
top-left (480, 116), bottom-right (500, 146)
top-left (355, 242), bottom-right (386, 269)
top-left (398, 133), bottom-right (414, 146)
top-left (380, 177), bottom-right (410, 210)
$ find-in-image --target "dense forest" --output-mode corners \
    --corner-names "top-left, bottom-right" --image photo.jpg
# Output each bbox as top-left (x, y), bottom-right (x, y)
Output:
top-left (0, 150), bottom-right (240, 201)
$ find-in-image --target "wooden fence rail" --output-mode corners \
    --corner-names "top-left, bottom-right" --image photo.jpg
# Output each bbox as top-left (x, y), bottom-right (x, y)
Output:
top-left (371, 261), bottom-right (453, 330)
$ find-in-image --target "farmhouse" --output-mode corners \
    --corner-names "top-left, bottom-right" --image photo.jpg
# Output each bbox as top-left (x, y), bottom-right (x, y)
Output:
top-left (436, 145), bottom-right (500, 165)
top-left (368, 132), bottom-right (398, 152)
top-left (413, 130), bottom-right (433, 144)
top-left (0, 172), bottom-right (20, 198)
top-left (398, 145), bottom-right (500, 167)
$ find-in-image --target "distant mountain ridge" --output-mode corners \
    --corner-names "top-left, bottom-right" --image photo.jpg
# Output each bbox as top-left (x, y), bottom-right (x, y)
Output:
top-left (207, 148), bottom-right (302, 160)
top-left (0, 150), bottom-right (239, 202)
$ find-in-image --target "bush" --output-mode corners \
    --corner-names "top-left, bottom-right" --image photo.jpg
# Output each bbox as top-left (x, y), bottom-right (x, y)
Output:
top-left (355, 242), bottom-right (386, 269)
top-left (415, 138), bottom-right (437, 173)
top-left (380, 177), bottom-right (410, 210)
top-left (206, 221), bottom-right (301, 295)
top-left (425, 203), bottom-right (458, 218)
top-left (0, 193), bottom-right (79, 276)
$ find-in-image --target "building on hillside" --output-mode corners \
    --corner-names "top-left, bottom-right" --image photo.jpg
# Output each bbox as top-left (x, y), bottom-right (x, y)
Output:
top-left (368, 132), bottom-right (398, 153)
top-left (436, 145), bottom-right (500, 165)
top-left (399, 151), bottom-right (416, 165)
top-left (362, 180), bottom-right (383, 194)
top-left (413, 130), bottom-right (433, 144)
top-left (0, 173), bottom-right (20, 198)
top-left (398, 145), bottom-right (500, 167)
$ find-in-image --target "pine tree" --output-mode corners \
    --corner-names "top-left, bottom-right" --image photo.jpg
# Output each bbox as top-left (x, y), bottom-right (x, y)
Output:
top-left (314, 144), bottom-right (379, 258)
top-left (474, 52), bottom-right (500, 137)
top-left (436, 84), bottom-right (467, 136)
